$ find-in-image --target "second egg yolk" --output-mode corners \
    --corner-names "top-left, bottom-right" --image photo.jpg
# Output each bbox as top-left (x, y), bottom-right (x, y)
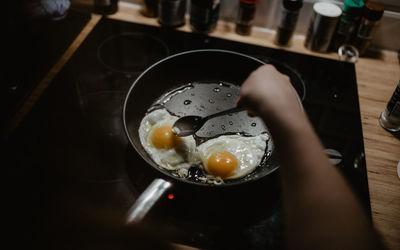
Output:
top-left (207, 152), bottom-right (238, 179)
top-left (151, 125), bottom-right (182, 149)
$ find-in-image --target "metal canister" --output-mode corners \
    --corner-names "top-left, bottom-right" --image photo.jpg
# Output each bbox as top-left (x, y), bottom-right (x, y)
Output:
top-left (304, 2), bottom-right (342, 53)
top-left (159, 0), bottom-right (187, 27)
top-left (190, 0), bottom-right (221, 33)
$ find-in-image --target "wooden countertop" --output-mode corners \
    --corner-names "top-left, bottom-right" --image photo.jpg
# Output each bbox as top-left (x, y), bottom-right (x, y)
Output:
top-left (8, 3), bottom-right (400, 249)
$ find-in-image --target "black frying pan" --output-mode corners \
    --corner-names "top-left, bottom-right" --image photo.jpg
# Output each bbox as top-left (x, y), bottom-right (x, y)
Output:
top-left (123, 49), bottom-right (304, 223)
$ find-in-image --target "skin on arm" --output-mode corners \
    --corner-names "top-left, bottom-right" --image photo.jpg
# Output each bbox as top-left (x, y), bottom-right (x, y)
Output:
top-left (238, 64), bottom-right (385, 250)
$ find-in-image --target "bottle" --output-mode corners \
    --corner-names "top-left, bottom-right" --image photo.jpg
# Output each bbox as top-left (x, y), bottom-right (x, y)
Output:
top-left (159, 0), bottom-right (187, 28)
top-left (379, 81), bottom-right (400, 132)
top-left (190, 0), bottom-right (221, 33)
top-left (235, 0), bottom-right (259, 36)
top-left (353, 1), bottom-right (384, 56)
top-left (304, 2), bottom-right (342, 53)
top-left (94, 0), bottom-right (118, 15)
top-left (274, 0), bottom-right (303, 46)
top-left (331, 0), bottom-right (364, 51)
top-left (142, 0), bottom-right (159, 18)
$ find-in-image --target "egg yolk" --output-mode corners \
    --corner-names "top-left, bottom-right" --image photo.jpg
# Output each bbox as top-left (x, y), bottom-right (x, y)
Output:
top-left (151, 125), bottom-right (182, 149)
top-left (207, 152), bottom-right (238, 179)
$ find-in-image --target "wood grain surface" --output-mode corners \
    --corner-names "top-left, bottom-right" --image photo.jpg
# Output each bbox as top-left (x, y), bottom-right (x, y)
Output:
top-left (8, 2), bottom-right (400, 249)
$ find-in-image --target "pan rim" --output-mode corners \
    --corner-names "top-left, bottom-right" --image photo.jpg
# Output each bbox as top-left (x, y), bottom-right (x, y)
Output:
top-left (123, 49), bottom-right (280, 187)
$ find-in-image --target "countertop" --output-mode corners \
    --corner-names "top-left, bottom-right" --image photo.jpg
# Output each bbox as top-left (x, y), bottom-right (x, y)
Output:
top-left (6, 3), bottom-right (400, 250)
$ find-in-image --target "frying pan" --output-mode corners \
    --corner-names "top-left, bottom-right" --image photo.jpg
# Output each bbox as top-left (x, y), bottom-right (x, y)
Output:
top-left (123, 49), bottom-right (304, 223)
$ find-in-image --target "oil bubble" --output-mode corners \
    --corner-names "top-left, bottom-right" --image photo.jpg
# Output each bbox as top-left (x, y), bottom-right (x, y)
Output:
top-left (208, 99), bottom-right (215, 104)
top-left (221, 125), bottom-right (226, 130)
top-left (213, 87), bottom-right (221, 92)
top-left (251, 123), bottom-right (257, 127)
top-left (184, 100), bottom-right (192, 105)
top-left (229, 121), bottom-right (233, 125)
top-left (226, 93), bottom-right (232, 97)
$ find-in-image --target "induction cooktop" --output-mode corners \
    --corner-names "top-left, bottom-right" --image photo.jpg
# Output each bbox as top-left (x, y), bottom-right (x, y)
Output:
top-left (4, 17), bottom-right (369, 250)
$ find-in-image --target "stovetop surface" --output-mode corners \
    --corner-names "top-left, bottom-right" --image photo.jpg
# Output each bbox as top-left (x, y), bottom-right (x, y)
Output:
top-left (3, 10), bottom-right (91, 123)
top-left (4, 18), bottom-right (369, 250)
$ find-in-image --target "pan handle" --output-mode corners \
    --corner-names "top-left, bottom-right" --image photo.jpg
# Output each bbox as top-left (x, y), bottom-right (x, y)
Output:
top-left (126, 178), bottom-right (172, 224)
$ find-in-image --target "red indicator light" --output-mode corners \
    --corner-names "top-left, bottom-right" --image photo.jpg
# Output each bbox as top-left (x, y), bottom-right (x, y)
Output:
top-left (168, 194), bottom-right (174, 200)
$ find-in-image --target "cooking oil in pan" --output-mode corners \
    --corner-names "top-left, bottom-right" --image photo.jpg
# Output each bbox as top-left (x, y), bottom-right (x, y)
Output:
top-left (155, 81), bottom-right (268, 138)
top-left (141, 81), bottom-right (275, 185)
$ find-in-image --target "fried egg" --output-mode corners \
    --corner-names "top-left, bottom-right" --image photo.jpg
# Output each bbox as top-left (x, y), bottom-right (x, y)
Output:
top-left (139, 109), bottom-right (200, 175)
top-left (197, 134), bottom-right (269, 180)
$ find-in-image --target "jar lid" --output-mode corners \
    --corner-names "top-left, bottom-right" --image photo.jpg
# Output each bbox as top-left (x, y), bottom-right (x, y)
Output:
top-left (343, 0), bottom-right (364, 16)
top-left (313, 2), bottom-right (342, 18)
top-left (283, 0), bottom-right (303, 11)
top-left (363, 1), bottom-right (384, 21)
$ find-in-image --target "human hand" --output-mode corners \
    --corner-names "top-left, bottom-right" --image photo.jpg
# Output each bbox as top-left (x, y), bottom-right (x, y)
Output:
top-left (237, 64), bottom-right (303, 123)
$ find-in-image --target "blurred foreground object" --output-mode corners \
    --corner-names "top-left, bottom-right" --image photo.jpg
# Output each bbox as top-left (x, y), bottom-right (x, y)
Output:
top-left (22, 0), bottom-right (71, 21)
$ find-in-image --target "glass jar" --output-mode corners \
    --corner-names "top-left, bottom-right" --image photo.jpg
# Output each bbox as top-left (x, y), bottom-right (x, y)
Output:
top-left (274, 0), bottom-right (303, 46)
top-left (235, 0), bottom-right (259, 36)
top-left (331, 0), bottom-right (364, 51)
top-left (379, 81), bottom-right (400, 132)
top-left (142, 0), bottom-right (159, 17)
top-left (159, 0), bottom-right (187, 28)
top-left (353, 1), bottom-right (384, 56)
top-left (190, 0), bottom-right (221, 33)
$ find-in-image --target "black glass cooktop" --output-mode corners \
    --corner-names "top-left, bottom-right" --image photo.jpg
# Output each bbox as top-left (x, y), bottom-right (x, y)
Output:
top-left (3, 9), bottom-right (91, 126)
top-left (4, 18), bottom-right (369, 250)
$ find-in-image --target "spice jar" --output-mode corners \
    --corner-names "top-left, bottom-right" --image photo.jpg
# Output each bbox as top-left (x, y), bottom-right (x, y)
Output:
top-left (142, 0), bottom-right (159, 17)
top-left (159, 0), bottom-right (187, 28)
top-left (331, 0), bottom-right (364, 51)
top-left (190, 0), bottom-right (221, 33)
top-left (274, 0), bottom-right (303, 46)
top-left (235, 0), bottom-right (259, 36)
top-left (353, 1), bottom-right (384, 56)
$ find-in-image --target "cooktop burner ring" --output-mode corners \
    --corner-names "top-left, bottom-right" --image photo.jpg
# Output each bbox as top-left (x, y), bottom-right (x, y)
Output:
top-left (97, 32), bottom-right (170, 74)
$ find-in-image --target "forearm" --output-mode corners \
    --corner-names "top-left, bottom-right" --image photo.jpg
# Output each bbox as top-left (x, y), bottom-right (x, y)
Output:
top-left (262, 111), bottom-right (383, 250)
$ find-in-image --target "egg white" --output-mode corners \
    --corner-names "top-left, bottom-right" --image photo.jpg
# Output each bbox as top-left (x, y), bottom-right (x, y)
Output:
top-left (197, 134), bottom-right (269, 180)
top-left (138, 109), bottom-right (200, 174)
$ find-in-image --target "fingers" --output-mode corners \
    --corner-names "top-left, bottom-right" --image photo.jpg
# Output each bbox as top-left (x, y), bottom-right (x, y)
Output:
top-left (246, 110), bottom-right (257, 117)
top-left (236, 97), bottom-right (258, 117)
top-left (238, 64), bottom-right (286, 118)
